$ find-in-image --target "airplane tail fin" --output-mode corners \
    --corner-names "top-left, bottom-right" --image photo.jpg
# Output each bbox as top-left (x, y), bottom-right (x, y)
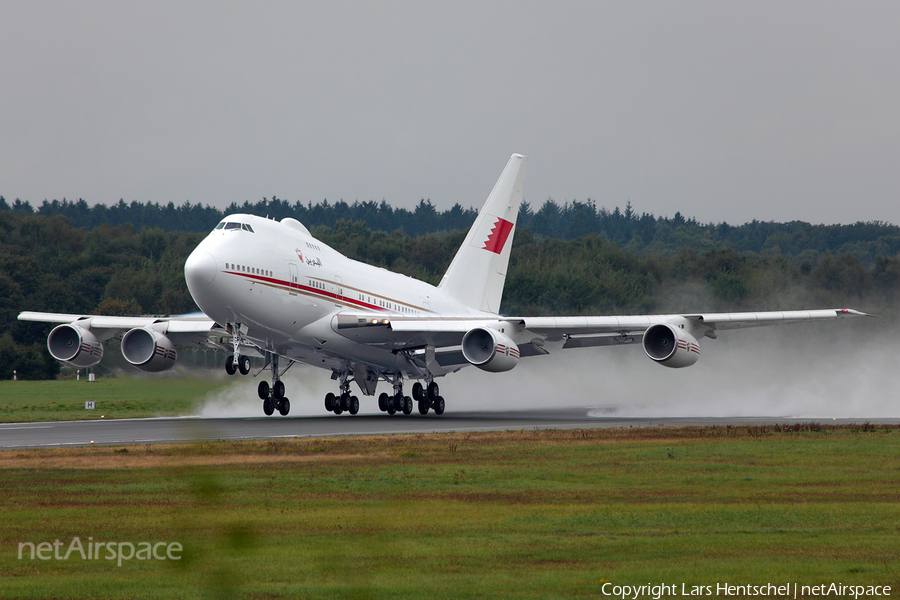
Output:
top-left (438, 154), bottom-right (527, 314)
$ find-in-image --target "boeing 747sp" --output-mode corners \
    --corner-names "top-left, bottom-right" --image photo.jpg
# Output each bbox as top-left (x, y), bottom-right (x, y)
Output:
top-left (19, 155), bottom-right (866, 416)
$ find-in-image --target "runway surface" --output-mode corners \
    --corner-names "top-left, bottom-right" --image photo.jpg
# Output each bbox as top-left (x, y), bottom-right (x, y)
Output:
top-left (3, 409), bottom-right (899, 450)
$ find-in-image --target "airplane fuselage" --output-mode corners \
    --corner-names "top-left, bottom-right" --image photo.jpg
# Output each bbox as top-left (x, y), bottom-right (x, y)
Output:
top-left (184, 214), bottom-right (486, 375)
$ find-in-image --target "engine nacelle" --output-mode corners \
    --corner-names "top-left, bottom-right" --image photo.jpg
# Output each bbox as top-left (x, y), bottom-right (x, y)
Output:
top-left (461, 327), bottom-right (520, 373)
top-left (642, 323), bottom-right (701, 369)
top-left (121, 328), bottom-right (177, 372)
top-left (47, 324), bottom-right (104, 368)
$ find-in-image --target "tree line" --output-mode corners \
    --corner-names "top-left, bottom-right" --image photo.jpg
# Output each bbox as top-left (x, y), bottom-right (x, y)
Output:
top-left (2, 209), bottom-right (896, 379)
top-left (3, 195), bottom-right (900, 266)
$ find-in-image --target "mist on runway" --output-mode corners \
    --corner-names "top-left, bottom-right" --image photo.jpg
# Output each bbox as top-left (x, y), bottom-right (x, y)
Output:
top-left (194, 318), bottom-right (896, 420)
top-left (449, 319), bottom-right (896, 419)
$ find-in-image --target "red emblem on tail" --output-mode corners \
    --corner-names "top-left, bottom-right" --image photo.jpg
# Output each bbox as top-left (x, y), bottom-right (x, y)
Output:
top-left (482, 218), bottom-right (514, 254)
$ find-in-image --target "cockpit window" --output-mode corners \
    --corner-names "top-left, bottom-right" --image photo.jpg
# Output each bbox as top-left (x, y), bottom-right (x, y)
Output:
top-left (221, 222), bottom-right (255, 232)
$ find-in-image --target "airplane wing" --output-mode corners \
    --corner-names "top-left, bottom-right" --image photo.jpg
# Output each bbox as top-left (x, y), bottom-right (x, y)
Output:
top-left (17, 311), bottom-right (219, 340)
top-left (17, 311), bottom-right (222, 371)
top-left (333, 308), bottom-right (868, 373)
top-left (513, 308), bottom-right (868, 342)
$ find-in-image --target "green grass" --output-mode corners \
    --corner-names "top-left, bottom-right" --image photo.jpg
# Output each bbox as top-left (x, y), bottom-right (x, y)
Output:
top-left (1, 427), bottom-right (899, 599)
top-left (0, 377), bottom-right (230, 422)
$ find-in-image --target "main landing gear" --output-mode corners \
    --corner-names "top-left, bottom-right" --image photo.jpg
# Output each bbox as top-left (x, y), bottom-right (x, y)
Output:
top-left (375, 378), bottom-right (444, 417)
top-left (257, 353), bottom-right (291, 416)
top-left (324, 371), bottom-right (359, 416)
top-left (322, 373), bottom-right (445, 417)
top-left (224, 325), bottom-right (293, 416)
top-left (228, 351), bottom-right (288, 416)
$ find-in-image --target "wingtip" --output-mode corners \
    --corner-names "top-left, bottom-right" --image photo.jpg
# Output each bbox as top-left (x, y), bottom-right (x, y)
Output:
top-left (839, 308), bottom-right (874, 318)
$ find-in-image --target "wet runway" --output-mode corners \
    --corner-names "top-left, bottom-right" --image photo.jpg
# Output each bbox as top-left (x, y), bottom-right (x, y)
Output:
top-left (3, 409), bottom-right (898, 450)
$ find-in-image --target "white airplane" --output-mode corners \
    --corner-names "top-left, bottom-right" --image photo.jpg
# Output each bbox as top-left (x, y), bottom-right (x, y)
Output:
top-left (19, 154), bottom-right (866, 417)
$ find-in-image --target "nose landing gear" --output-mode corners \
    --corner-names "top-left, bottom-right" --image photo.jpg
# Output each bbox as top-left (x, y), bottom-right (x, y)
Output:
top-left (224, 323), bottom-right (252, 376)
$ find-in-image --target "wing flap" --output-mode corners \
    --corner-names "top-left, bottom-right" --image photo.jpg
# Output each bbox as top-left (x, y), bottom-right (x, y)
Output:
top-left (562, 334), bottom-right (642, 349)
top-left (515, 316), bottom-right (654, 337)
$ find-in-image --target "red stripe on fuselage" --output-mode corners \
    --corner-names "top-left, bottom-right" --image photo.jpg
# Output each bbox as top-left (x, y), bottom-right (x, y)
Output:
top-left (224, 271), bottom-right (403, 313)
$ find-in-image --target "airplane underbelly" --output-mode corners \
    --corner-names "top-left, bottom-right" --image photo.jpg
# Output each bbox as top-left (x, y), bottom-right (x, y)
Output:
top-left (287, 315), bottom-right (413, 373)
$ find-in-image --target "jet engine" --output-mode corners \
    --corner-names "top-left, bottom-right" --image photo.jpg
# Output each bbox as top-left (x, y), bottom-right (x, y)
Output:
top-left (47, 324), bottom-right (104, 368)
top-left (642, 323), bottom-right (701, 368)
top-left (461, 327), bottom-right (520, 373)
top-left (121, 328), bottom-right (177, 372)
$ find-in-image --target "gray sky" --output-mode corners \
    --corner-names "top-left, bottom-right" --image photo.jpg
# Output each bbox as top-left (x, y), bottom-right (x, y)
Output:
top-left (2, 1), bottom-right (898, 225)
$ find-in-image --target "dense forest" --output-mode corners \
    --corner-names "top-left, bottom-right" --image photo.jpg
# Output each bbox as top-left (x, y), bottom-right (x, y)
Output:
top-left (2, 202), bottom-right (898, 379)
top-left (4, 195), bottom-right (900, 266)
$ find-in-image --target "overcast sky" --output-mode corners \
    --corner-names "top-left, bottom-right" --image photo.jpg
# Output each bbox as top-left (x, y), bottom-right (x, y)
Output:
top-left (2, 1), bottom-right (898, 225)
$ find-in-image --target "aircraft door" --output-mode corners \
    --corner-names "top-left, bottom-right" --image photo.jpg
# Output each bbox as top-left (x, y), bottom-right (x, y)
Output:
top-left (334, 275), bottom-right (344, 307)
top-left (289, 263), bottom-right (299, 296)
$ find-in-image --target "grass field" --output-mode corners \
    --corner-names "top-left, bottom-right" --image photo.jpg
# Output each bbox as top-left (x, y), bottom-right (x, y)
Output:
top-left (1, 426), bottom-right (898, 599)
top-left (0, 376), bottom-right (230, 422)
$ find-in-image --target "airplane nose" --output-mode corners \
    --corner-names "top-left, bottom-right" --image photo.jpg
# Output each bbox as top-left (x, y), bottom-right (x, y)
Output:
top-left (184, 250), bottom-right (217, 290)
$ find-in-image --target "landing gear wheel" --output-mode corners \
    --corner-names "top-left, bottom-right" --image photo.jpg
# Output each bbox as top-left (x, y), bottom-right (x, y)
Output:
top-left (418, 399), bottom-right (429, 415)
top-left (273, 380), bottom-right (285, 400)
top-left (402, 396), bottom-right (413, 415)
top-left (225, 355), bottom-right (237, 375)
top-left (349, 396), bottom-right (360, 415)
top-left (238, 355), bottom-right (251, 375)
top-left (263, 397), bottom-right (275, 416)
top-left (427, 381), bottom-right (439, 402)
top-left (340, 393), bottom-right (350, 412)
top-left (378, 392), bottom-right (389, 412)
top-left (278, 398), bottom-right (290, 416)
top-left (258, 381), bottom-right (270, 400)
top-left (412, 382), bottom-right (424, 401)
top-left (387, 406), bottom-right (396, 415)
top-left (433, 396), bottom-right (445, 415)
top-left (324, 392), bottom-right (336, 412)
